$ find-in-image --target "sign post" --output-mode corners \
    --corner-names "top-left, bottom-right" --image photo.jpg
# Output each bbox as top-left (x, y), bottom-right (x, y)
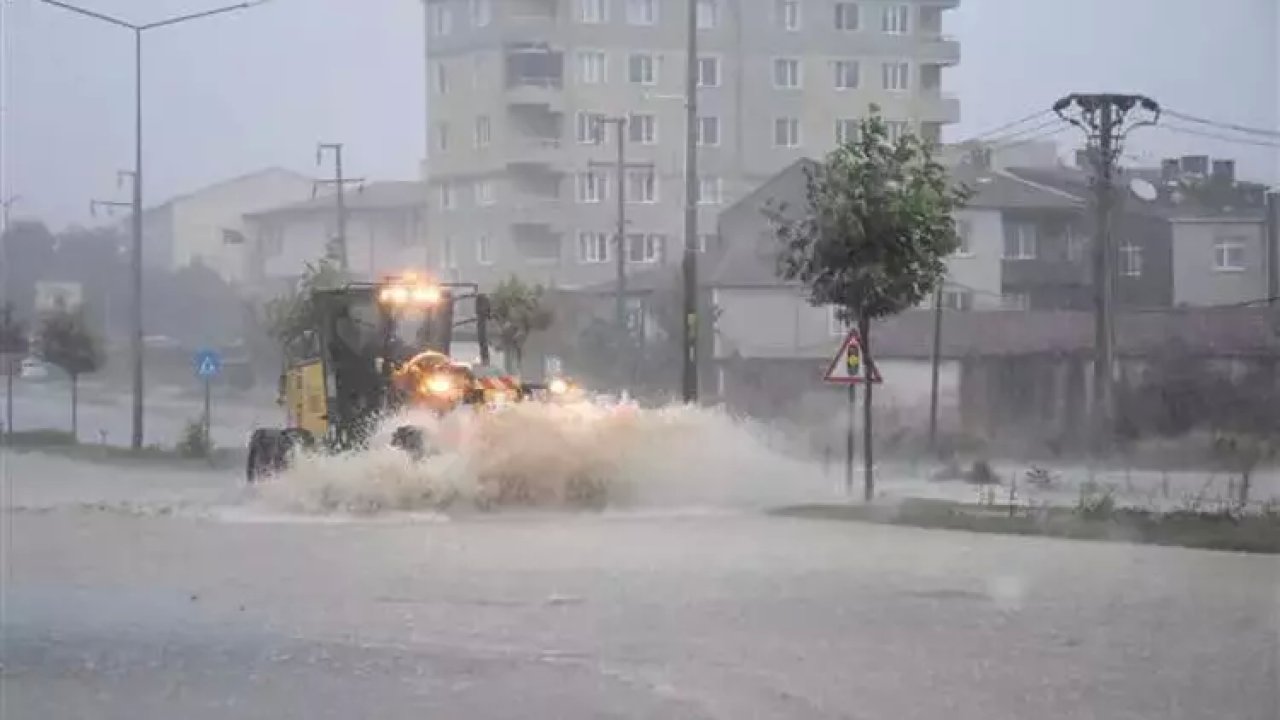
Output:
top-left (193, 349), bottom-right (222, 456)
top-left (823, 329), bottom-right (882, 498)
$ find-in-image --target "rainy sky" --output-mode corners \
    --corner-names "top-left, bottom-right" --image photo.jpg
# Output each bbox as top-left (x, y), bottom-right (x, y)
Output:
top-left (2, 0), bottom-right (1277, 228)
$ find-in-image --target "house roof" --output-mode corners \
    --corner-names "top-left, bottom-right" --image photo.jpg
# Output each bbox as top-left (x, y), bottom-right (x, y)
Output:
top-left (707, 160), bottom-right (1086, 289)
top-left (1005, 166), bottom-right (1268, 222)
top-left (863, 307), bottom-right (1280, 360)
top-left (144, 167), bottom-right (310, 214)
top-left (565, 265), bottom-right (676, 295)
top-left (244, 181), bottom-right (425, 219)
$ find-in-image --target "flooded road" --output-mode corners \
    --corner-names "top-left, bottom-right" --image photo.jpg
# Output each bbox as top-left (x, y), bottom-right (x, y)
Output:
top-left (2, 449), bottom-right (1277, 719)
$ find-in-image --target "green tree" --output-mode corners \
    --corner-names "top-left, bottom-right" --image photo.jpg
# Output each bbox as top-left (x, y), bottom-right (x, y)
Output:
top-left (489, 275), bottom-right (553, 374)
top-left (769, 110), bottom-right (970, 500)
top-left (40, 303), bottom-right (104, 436)
top-left (263, 259), bottom-right (347, 347)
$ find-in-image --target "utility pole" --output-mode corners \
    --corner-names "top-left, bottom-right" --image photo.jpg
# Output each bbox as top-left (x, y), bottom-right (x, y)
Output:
top-left (592, 117), bottom-right (629, 337)
top-left (37, 0), bottom-right (266, 450)
top-left (681, 0), bottom-right (699, 403)
top-left (928, 284), bottom-right (943, 452)
top-left (1, 196), bottom-right (20, 440)
top-left (1267, 189), bottom-right (1279, 307)
top-left (1054, 93), bottom-right (1160, 454)
top-left (315, 143), bottom-right (363, 271)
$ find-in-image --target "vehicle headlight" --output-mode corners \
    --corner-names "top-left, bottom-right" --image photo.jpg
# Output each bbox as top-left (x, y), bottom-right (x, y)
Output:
top-left (548, 378), bottom-right (569, 395)
top-left (424, 375), bottom-right (452, 394)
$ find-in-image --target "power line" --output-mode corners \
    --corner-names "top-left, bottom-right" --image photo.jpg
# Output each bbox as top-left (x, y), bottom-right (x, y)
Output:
top-left (990, 124), bottom-right (1071, 151)
top-left (1163, 108), bottom-right (1280, 139)
top-left (986, 116), bottom-right (1065, 146)
top-left (1154, 123), bottom-right (1280, 150)
top-left (958, 109), bottom-right (1055, 144)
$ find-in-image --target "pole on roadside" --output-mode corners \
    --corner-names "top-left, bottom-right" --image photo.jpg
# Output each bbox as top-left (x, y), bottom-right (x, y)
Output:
top-left (928, 284), bottom-right (943, 452)
top-left (680, 0), bottom-right (699, 403)
top-left (36, 0), bottom-right (269, 451)
top-left (203, 375), bottom-right (212, 458)
top-left (845, 383), bottom-right (856, 497)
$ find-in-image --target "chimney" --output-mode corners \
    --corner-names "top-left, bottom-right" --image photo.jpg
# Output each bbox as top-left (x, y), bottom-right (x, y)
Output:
top-left (1160, 159), bottom-right (1181, 184)
top-left (1180, 155), bottom-right (1209, 176)
top-left (1212, 159), bottom-right (1236, 185)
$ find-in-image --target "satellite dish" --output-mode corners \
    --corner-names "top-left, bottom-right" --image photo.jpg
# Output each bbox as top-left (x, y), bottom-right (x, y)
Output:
top-left (1130, 178), bottom-right (1158, 202)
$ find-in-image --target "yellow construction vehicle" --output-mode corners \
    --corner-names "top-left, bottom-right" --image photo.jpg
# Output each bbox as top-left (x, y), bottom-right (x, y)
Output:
top-left (246, 272), bottom-right (563, 481)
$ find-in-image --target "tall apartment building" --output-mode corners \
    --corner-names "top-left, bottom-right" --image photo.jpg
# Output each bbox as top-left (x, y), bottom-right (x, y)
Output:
top-left (423, 0), bottom-right (960, 289)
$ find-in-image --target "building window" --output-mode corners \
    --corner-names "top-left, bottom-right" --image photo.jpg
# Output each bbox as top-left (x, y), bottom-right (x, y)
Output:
top-left (577, 231), bottom-right (611, 264)
top-left (474, 115), bottom-right (492, 147)
top-left (885, 120), bottom-right (909, 143)
top-left (835, 2), bottom-right (860, 31)
top-left (776, 0), bottom-right (801, 30)
top-left (438, 182), bottom-right (456, 211)
top-left (435, 122), bottom-right (451, 151)
top-left (698, 56), bottom-right (721, 87)
top-left (628, 113), bottom-right (658, 144)
top-left (579, 0), bottom-right (608, 24)
top-left (626, 169), bottom-right (658, 203)
top-left (576, 111), bottom-right (605, 143)
top-left (1213, 238), bottom-right (1247, 271)
top-left (774, 117), bottom-right (801, 148)
top-left (1004, 223), bottom-right (1038, 260)
top-left (626, 0), bottom-right (657, 25)
top-left (434, 62), bottom-right (450, 94)
top-left (628, 53), bottom-right (658, 85)
top-left (696, 233), bottom-right (717, 253)
top-left (696, 0), bottom-right (718, 28)
top-left (696, 115), bottom-right (721, 146)
top-left (576, 171), bottom-right (609, 203)
top-left (470, 0), bottom-right (492, 27)
top-left (882, 62), bottom-right (910, 91)
top-left (1066, 226), bottom-right (1087, 262)
top-left (836, 118), bottom-right (859, 145)
top-left (882, 4), bottom-right (910, 34)
top-left (828, 306), bottom-right (850, 337)
top-left (442, 236), bottom-right (458, 269)
top-left (833, 60), bottom-right (860, 90)
top-left (954, 219), bottom-right (973, 255)
top-left (627, 233), bottom-right (662, 263)
top-left (578, 50), bottom-right (608, 84)
top-left (942, 289), bottom-right (973, 311)
top-left (474, 179), bottom-right (496, 206)
top-left (696, 176), bottom-right (722, 205)
top-left (430, 3), bottom-right (453, 35)
top-left (476, 234), bottom-right (493, 265)
top-left (773, 58), bottom-right (801, 88)
top-left (1119, 242), bottom-right (1143, 277)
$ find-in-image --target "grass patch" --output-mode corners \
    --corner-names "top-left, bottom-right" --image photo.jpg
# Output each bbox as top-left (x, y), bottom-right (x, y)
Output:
top-left (4, 427), bottom-right (241, 470)
top-left (774, 498), bottom-right (1280, 555)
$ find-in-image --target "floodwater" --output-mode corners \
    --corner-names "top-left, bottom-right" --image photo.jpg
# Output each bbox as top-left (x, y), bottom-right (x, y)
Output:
top-left (2, 402), bottom-right (1278, 719)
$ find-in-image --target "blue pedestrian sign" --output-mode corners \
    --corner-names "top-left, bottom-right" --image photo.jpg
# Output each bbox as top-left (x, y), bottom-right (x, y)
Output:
top-left (194, 348), bottom-right (222, 380)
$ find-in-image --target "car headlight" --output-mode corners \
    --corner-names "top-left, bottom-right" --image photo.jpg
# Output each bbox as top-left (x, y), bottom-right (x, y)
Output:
top-left (548, 378), bottom-right (569, 395)
top-left (424, 375), bottom-right (452, 395)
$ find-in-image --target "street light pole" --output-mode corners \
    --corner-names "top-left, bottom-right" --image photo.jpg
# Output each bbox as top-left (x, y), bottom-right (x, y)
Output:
top-left (681, 0), bottom-right (699, 403)
top-left (37, 0), bottom-right (268, 449)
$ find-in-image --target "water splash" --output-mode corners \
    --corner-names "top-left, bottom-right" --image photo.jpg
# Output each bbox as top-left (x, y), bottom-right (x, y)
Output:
top-left (254, 402), bottom-right (839, 515)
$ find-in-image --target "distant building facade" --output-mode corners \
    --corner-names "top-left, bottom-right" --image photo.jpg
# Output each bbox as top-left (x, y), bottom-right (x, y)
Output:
top-left (422, 0), bottom-right (961, 289)
top-left (139, 168), bottom-right (315, 285)
top-left (242, 181), bottom-right (428, 294)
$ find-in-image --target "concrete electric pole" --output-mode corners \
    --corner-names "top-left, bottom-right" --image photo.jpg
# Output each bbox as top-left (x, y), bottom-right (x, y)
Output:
top-left (315, 143), bottom-right (364, 271)
top-left (1054, 93), bottom-right (1160, 453)
top-left (681, 0), bottom-right (699, 403)
top-left (590, 117), bottom-right (629, 338)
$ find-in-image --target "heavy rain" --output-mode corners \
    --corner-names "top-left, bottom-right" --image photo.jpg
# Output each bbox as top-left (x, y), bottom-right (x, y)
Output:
top-left (2, 0), bottom-right (1279, 718)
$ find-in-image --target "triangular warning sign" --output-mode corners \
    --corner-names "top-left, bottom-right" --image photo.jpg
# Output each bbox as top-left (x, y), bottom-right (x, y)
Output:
top-left (823, 329), bottom-right (883, 385)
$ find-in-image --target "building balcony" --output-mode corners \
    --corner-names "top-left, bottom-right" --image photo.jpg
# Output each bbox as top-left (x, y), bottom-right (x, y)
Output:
top-left (505, 78), bottom-right (565, 110)
top-left (505, 137), bottom-right (566, 168)
top-left (916, 35), bottom-right (961, 66)
top-left (508, 196), bottom-right (567, 233)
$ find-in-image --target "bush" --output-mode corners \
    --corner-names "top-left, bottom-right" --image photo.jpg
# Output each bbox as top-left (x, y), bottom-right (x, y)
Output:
top-left (176, 419), bottom-right (211, 459)
top-left (966, 459), bottom-right (1000, 485)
